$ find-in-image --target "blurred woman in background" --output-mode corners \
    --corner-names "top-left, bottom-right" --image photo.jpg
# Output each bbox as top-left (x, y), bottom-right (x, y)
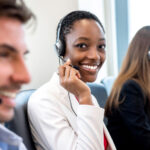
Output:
top-left (105, 26), bottom-right (150, 150)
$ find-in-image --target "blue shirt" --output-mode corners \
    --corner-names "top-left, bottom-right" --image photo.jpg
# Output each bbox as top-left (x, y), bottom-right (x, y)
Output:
top-left (0, 124), bottom-right (27, 150)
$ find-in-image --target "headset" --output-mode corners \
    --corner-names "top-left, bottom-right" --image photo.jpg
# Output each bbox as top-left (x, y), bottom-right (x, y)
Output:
top-left (54, 18), bottom-right (79, 117)
top-left (54, 18), bottom-right (79, 71)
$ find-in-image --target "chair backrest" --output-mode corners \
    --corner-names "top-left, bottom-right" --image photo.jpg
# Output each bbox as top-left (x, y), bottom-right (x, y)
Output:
top-left (5, 89), bottom-right (36, 150)
top-left (88, 82), bottom-right (108, 124)
top-left (101, 76), bottom-right (116, 96)
top-left (88, 82), bottom-right (107, 108)
top-left (5, 83), bottom-right (108, 149)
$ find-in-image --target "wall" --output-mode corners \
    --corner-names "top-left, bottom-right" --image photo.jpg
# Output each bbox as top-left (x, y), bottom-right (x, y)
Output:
top-left (23, 0), bottom-right (118, 90)
top-left (23, 0), bottom-right (78, 90)
top-left (128, 0), bottom-right (150, 41)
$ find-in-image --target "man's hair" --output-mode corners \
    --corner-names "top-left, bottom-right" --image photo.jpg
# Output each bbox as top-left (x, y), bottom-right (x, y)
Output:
top-left (0, 0), bottom-right (35, 24)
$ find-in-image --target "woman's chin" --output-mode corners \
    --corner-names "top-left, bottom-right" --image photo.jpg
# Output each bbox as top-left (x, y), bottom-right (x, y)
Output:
top-left (81, 76), bottom-right (97, 83)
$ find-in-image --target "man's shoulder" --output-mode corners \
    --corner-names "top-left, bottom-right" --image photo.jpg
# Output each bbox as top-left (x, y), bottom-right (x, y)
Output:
top-left (0, 141), bottom-right (19, 150)
top-left (0, 125), bottom-right (26, 150)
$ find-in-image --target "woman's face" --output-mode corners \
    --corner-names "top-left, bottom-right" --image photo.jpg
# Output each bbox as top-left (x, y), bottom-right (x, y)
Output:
top-left (64, 19), bottom-right (106, 82)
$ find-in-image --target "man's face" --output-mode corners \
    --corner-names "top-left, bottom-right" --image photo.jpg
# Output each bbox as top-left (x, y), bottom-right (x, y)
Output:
top-left (0, 17), bottom-right (31, 123)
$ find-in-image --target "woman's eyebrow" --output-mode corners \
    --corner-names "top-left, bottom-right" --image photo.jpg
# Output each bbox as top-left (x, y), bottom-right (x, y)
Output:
top-left (76, 37), bottom-right (90, 41)
top-left (99, 38), bottom-right (105, 41)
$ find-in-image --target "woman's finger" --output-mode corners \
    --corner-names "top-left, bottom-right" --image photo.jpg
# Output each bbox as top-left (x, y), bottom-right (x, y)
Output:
top-left (64, 65), bottom-right (71, 80)
top-left (70, 68), bottom-right (81, 79)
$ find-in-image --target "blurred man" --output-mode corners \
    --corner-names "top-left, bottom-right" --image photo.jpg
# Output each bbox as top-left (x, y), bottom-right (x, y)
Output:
top-left (0, 0), bottom-right (35, 149)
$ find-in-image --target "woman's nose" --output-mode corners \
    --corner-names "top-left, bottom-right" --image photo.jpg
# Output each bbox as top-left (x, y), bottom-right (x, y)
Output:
top-left (87, 47), bottom-right (100, 60)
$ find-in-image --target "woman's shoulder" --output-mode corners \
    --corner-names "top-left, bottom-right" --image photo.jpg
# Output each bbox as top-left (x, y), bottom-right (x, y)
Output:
top-left (28, 73), bottom-right (68, 107)
top-left (121, 79), bottom-right (144, 96)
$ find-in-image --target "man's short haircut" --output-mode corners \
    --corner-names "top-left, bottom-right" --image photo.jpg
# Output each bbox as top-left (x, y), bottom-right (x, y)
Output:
top-left (0, 0), bottom-right (35, 24)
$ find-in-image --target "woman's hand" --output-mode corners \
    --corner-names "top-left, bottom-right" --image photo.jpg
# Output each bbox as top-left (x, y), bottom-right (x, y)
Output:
top-left (59, 59), bottom-right (93, 105)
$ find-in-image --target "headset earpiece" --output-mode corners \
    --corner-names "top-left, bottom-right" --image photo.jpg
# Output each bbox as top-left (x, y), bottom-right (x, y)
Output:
top-left (148, 49), bottom-right (150, 61)
top-left (55, 18), bottom-right (64, 57)
top-left (55, 40), bottom-right (63, 56)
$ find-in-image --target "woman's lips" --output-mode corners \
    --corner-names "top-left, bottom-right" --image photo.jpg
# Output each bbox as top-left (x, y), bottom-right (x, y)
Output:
top-left (80, 64), bottom-right (99, 73)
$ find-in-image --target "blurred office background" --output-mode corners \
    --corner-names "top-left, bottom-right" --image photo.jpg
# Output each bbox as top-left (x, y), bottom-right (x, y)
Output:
top-left (23, 0), bottom-right (150, 90)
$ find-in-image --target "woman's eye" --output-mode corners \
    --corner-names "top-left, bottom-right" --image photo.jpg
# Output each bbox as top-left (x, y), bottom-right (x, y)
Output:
top-left (76, 43), bottom-right (87, 49)
top-left (98, 44), bottom-right (106, 50)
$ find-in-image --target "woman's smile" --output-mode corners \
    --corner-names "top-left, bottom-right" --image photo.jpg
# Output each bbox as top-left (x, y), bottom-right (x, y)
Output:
top-left (79, 63), bottom-right (99, 73)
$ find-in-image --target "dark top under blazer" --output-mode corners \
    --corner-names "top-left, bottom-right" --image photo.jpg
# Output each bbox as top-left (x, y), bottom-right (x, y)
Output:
top-left (107, 80), bottom-right (150, 150)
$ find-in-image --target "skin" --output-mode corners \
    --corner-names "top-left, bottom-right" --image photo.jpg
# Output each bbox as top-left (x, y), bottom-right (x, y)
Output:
top-left (59, 19), bottom-right (106, 105)
top-left (0, 17), bottom-right (30, 123)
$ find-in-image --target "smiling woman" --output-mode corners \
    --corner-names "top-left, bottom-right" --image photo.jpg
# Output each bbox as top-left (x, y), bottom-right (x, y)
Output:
top-left (28, 10), bottom-right (116, 150)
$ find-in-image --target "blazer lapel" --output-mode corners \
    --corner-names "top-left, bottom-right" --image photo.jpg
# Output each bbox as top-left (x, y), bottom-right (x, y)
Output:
top-left (69, 93), bottom-right (79, 115)
top-left (60, 93), bottom-right (79, 133)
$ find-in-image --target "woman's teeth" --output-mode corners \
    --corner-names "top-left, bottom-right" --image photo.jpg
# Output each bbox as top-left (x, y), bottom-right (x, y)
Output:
top-left (0, 91), bottom-right (16, 98)
top-left (82, 65), bottom-right (98, 70)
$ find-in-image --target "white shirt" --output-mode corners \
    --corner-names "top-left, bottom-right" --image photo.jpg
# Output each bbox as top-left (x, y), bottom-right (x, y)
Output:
top-left (28, 73), bottom-right (116, 150)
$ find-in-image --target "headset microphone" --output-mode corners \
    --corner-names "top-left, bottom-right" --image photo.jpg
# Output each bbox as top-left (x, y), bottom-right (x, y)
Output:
top-left (59, 56), bottom-right (80, 71)
top-left (72, 65), bottom-right (79, 70)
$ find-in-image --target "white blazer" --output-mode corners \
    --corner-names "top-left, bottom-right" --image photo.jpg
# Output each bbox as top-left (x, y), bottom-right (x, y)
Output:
top-left (28, 73), bottom-right (116, 150)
